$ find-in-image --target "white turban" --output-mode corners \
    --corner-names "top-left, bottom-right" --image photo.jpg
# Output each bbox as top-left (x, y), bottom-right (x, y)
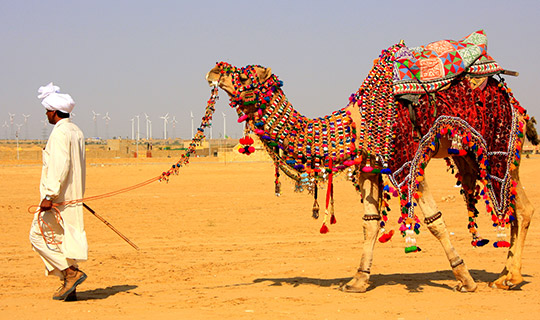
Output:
top-left (38, 82), bottom-right (75, 113)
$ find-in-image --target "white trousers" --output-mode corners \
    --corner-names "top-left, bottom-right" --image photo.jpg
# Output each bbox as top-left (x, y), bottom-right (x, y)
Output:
top-left (29, 210), bottom-right (78, 279)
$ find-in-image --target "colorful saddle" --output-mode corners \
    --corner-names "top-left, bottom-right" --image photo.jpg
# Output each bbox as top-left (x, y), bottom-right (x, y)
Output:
top-left (393, 30), bottom-right (505, 95)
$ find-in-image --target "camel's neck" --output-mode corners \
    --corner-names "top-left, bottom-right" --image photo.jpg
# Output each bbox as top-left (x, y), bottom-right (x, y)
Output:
top-left (249, 87), bottom-right (357, 174)
top-left (255, 89), bottom-right (307, 146)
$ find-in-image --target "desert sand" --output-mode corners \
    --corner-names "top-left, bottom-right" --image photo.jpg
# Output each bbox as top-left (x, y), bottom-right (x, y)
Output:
top-left (1, 153), bottom-right (540, 319)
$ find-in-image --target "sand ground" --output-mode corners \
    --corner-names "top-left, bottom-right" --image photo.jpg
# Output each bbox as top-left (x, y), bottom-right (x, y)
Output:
top-left (1, 155), bottom-right (540, 319)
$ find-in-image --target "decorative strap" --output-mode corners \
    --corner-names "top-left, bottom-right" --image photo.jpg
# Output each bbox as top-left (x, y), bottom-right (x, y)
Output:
top-left (357, 268), bottom-right (371, 274)
top-left (363, 215), bottom-right (382, 221)
top-left (450, 257), bottom-right (464, 268)
top-left (424, 211), bottom-right (442, 225)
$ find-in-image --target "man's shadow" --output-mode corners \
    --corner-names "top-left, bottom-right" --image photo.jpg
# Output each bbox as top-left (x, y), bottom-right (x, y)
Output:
top-left (253, 269), bottom-right (530, 292)
top-left (74, 285), bottom-right (138, 301)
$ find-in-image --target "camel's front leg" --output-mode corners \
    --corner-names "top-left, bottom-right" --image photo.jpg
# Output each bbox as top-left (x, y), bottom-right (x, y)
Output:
top-left (417, 180), bottom-right (477, 292)
top-left (342, 173), bottom-right (381, 293)
top-left (490, 177), bottom-right (534, 289)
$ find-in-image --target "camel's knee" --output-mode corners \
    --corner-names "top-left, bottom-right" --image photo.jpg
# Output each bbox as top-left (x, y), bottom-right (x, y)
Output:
top-left (518, 206), bottom-right (533, 229)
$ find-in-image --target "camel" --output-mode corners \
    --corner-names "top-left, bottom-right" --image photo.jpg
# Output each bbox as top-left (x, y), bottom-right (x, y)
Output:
top-left (204, 32), bottom-right (536, 293)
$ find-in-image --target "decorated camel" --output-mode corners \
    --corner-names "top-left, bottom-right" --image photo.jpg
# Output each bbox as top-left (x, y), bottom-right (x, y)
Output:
top-left (202, 30), bottom-right (536, 293)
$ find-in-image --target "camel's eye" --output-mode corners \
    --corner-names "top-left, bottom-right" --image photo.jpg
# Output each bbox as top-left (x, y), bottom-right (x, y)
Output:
top-left (239, 73), bottom-right (249, 82)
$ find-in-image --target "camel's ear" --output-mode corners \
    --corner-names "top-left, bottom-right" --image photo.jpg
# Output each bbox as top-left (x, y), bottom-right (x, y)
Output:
top-left (259, 67), bottom-right (272, 82)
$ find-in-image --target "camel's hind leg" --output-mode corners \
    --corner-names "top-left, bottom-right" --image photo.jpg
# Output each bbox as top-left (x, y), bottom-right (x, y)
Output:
top-left (490, 171), bottom-right (534, 289)
top-left (417, 175), bottom-right (477, 292)
top-left (342, 174), bottom-right (381, 293)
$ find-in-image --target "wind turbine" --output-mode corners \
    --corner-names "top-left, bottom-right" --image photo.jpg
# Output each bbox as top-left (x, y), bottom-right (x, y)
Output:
top-left (148, 119), bottom-right (153, 140)
top-left (171, 116), bottom-right (178, 139)
top-left (135, 115), bottom-right (140, 156)
top-left (144, 113), bottom-right (150, 140)
top-left (8, 112), bottom-right (15, 139)
top-left (190, 111), bottom-right (194, 139)
top-left (160, 113), bottom-right (169, 140)
top-left (22, 114), bottom-right (31, 140)
top-left (103, 112), bottom-right (111, 139)
top-left (92, 110), bottom-right (100, 138)
top-left (222, 112), bottom-right (227, 139)
top-left (2, 121), bottom-right (8, 140)
top-left (130, 118), bottom-right (135, 140)
top-left (41, 119), bottom-right (49, 141)
top-left (135, 115), bottom-right (140, 141)
top-left (15, 124), bottom-right (22, 160)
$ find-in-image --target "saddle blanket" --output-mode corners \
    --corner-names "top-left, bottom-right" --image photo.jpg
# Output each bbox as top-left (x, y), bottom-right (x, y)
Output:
top-left (393, 30), bottom-right (505, 95)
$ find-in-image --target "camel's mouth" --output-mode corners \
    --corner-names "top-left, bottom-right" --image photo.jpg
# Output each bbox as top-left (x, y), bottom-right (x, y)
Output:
top-left (205, 71), bottom-right (219, 87)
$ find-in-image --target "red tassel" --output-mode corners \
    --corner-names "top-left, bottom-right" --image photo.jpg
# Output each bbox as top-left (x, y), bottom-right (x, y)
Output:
top-left (330, 215), bottom-right (336, 224)
top-left (378, 230), bottom-right (394, 243)
top-left (494, 241), bottom-right (510, 248)
top-left (320, 223), bottom-right (329, 234)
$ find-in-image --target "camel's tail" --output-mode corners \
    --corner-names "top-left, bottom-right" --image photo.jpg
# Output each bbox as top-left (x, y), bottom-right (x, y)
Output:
top-left (526, 116), bottom-right (540, 146)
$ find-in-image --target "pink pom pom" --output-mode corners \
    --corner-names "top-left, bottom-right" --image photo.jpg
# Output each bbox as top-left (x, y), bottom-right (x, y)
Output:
top-left (237, 114), bottom-right (249, 123)
top-left (362, 166), bottom-right (373, 173)
top-left (343, 160), bottom-right (355, 166)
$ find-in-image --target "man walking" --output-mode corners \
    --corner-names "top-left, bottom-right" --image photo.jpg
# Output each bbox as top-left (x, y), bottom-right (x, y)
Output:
top-left (29, 82), bottom-right (88, 301)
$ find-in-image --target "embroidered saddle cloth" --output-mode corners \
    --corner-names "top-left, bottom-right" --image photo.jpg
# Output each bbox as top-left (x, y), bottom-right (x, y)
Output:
top-left (393, 30), bottom-right (504, 95)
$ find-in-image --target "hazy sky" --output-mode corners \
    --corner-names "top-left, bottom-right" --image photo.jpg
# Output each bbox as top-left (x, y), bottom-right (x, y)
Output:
top-left (1, 0), bottom-right (539, 140)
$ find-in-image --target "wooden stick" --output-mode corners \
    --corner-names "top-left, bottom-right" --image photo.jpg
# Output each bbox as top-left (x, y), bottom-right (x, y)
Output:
top-left (83, 203), bottom-right (140, 251)
top-left (503, 70), bottom-right (519, 77)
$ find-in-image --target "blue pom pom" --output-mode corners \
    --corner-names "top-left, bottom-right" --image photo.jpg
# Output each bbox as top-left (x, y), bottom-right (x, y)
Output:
top-left (477, 239), bottom-right (489, 246)
top-left (383, 185), bottom-right (390, 192)
top-left (381, 168), bottom-right (392, 174)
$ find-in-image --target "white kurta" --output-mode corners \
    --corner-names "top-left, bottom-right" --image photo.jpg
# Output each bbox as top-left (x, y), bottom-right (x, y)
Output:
top-left (29, 118), bottom-right (87, 277)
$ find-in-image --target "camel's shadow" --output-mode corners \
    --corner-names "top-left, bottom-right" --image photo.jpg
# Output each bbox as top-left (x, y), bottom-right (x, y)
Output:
top-left (253, 269), bottom-right (530, 292)
top-left (74, 285), bottom-right (138, 301)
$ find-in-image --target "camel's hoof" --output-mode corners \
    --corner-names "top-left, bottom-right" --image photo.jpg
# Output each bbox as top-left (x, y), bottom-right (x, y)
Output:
top-left (503, 280), bottom-right (515, 287)
top-left (453, 285), bottom-right (467, 293)
top-left (340, 284), bottom-right (367, 293)
top-left (454, 282), bottom-right (477, 293)
top-left (489, 281), bottom-right (510, 290)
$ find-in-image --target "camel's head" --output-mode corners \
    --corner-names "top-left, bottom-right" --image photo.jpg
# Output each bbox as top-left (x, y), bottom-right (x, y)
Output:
top-left (206, 62), bottom-right (280, 116)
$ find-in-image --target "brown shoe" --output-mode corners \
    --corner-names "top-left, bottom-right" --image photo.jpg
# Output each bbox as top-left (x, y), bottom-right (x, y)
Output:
top-left (64, 289), bottom-right (77, 302)
top-left (52, 267), bottom-right (87, 301)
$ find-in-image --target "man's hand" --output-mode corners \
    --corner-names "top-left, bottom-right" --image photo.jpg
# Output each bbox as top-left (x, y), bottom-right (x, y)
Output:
top-left (39, 198), bottom-right (53, 212)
